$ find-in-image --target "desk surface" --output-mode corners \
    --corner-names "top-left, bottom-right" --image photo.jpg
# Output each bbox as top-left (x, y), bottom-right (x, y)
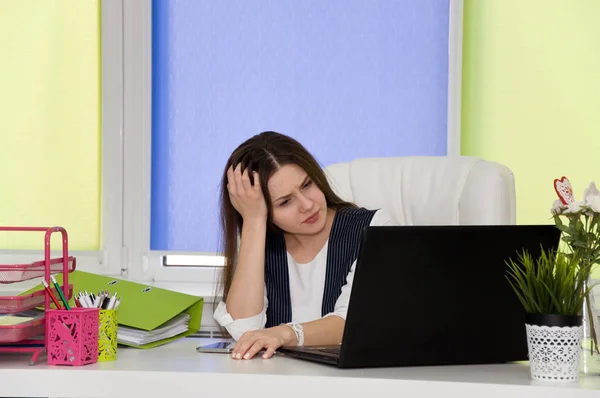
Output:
top-left (1, 338), bottom-right (600, 398)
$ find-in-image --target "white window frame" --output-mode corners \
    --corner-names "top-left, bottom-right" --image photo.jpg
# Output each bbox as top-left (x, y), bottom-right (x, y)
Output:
top-left (121, 0), bottom-right (465, 299)
top-left (0, 1), bottom-right (124, 294)
top-left (447, 0), bottom-right (464, 157)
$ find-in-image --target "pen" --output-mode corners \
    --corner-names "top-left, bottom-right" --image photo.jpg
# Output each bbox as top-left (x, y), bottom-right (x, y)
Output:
top-left (83, 293), bottom-right (93, 308)
top-left (76, 293), bottom-right (86, 308)
top-left (107, 293), bottom-right (117, 310)
top-left (82, 292), bottom-right (94, 308)
top-left (41, 280), bottom-right (62, 309)
top-left (50, 275), bottom-right (71, 310)
top-left (100, 291), bottom-right (109, 308)
top-left (93, 293), bottom-right (102, 308)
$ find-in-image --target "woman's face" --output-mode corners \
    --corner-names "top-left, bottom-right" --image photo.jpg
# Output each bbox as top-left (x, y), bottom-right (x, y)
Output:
top-left (267, 164), bottom-right (328, 236)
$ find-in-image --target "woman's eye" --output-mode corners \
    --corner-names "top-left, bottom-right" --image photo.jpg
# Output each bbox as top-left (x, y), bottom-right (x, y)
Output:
top-left (303, 180), bottom-right (312, 189)
top-left (279, 200), bottom-right (290, 207)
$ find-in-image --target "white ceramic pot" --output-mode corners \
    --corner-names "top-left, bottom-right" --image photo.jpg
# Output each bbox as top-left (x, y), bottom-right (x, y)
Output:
top-left (526, 323), bottom-right (583, 381)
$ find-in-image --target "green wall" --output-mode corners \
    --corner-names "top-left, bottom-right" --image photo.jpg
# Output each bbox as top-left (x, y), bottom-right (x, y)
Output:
top-left (462, 0), bottom-right (600, 223)
top-left (461, 0), bottom-right (600, 278)
top-left (0, 1), bottom-right (101, 250)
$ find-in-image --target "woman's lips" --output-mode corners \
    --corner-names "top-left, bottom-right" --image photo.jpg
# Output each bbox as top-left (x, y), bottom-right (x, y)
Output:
top-left (304, 211), bottom-right (320, 224)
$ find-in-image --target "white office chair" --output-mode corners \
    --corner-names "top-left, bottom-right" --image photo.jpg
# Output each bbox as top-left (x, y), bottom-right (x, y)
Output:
top-left (324, 156), bottom-right (516, 225)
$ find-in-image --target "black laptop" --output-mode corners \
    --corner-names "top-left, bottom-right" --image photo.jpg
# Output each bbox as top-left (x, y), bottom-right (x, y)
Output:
top-left (278, 225), bottom-right (560, 368)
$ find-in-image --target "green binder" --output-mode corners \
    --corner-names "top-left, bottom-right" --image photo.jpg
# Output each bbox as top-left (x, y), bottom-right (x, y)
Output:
top-left (26, 270), bottom-right (204, 349)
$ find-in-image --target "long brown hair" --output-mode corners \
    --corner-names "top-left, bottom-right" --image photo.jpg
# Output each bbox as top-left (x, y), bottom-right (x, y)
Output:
top-left (216, 131), bottom-right (356, 304)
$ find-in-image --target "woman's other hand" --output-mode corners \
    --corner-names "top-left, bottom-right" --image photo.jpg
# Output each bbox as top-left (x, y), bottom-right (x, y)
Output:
top-left (231, 325), bottom-right (296, 360)
top-left (227, 164), bottom-right (267, 222)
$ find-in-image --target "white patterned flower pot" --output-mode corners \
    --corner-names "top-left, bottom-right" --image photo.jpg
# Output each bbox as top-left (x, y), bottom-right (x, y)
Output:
top-left (525, 314), bottom-right (583, 382)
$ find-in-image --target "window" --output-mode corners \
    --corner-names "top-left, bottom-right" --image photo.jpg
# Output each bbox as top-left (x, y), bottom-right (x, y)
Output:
top-left (0, 0), bottom-right (123, 295)
top-left (122, 1), bottom-right (464, 302)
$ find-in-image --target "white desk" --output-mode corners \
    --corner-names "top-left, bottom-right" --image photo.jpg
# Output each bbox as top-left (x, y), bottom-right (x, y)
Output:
top-left (1, 338), bottom-right (599, 398)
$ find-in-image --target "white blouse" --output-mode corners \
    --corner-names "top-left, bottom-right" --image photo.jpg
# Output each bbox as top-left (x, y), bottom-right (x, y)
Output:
top-left (213, 208), bottom-right (394, 340)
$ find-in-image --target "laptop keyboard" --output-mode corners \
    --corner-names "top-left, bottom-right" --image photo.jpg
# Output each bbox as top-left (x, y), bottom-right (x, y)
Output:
top-left (304, 345), bottom-right (340, 354)
top-left (316, 347), bottom-right (340, 354)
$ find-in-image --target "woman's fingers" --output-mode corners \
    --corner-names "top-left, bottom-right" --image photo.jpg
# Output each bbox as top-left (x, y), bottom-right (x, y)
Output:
top-left (226, 165), bottom-right (241, 209)
top-left (261, 344), bottom-right (277, 359)
top-left (233, 163), bottom-right (244, 192)
top-left (226, 163), bottom-right (267, 220)
top-left (243, 339), bottom-right (268, 360)
top-left (226, 165), bottom-right (235, 194)
top-left (232, 334), bottom-right (254, 359)
top-left (227, 163), bottom-right (247, 197)
top-left (241, 167), bottom-right (253, 191)
top-left (231, 333), bottom-right (278, 360)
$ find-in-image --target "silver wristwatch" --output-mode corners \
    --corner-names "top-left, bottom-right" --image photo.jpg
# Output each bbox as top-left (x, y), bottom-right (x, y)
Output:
top-left (286, 322), bottom-right (304, 346)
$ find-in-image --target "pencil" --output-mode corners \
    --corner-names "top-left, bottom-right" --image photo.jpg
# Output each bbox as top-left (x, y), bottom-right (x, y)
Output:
top-left (41, 280), bottom-right (62, 309)
top-left (50, 275), bottom-right (71, 310)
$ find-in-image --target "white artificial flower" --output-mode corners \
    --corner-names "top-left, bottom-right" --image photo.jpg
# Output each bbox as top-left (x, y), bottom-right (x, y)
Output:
top-left (587, 195), bottom-right (600, 213)
top-left (551, 199), bottom-right (566, 216)
top-left (584, 181), bottom-right (600, 199)
top-left (564, 200), bottom-right (585, 214)
top-left (584, 182), bottom-right (600, 213)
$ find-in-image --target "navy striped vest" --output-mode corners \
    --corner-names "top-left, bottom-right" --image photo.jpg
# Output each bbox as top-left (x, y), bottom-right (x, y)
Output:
top-left (264, 207), bottom-right (377, 327)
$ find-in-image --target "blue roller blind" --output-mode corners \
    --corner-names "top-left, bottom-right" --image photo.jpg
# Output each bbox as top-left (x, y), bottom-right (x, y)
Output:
top-left (151, 0), bottom-right (450, 252)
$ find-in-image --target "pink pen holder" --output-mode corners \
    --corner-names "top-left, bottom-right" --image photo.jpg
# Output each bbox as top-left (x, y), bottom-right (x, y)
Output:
top-left (47, 308), bottom-right (99, 366)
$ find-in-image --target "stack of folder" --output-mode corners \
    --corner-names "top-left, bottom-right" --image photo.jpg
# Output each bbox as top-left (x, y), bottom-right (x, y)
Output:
top-left (24, 271), bottom-right (204, 349)
top-left (118, 313), bottom-right (190, 346)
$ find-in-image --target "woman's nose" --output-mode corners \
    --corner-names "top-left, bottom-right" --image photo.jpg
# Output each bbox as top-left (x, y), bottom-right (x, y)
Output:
top-left (298, 194), bottom-right (314, 212)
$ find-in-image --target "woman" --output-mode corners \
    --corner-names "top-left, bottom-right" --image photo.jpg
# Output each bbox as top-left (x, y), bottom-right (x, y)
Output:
top-left (214, 131), bottom-right (392, 360)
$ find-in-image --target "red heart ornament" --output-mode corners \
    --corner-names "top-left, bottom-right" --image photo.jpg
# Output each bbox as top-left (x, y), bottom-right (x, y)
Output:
top-left (554, 176), bottom-right (575, 205)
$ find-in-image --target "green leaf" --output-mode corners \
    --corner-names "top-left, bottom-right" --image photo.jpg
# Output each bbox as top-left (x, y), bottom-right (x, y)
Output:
top-left (503, 247), bottom-right (588, 315)
top-left (554, 216), bottom-right (564, 228)
top-left (505, 277), bottom-right (532, 313)
top-left (572, 240), bottom-right (589, 248)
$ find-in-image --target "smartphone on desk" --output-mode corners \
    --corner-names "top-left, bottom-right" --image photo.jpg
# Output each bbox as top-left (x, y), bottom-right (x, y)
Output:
top-left (196, 341), bottom-right (234, 354)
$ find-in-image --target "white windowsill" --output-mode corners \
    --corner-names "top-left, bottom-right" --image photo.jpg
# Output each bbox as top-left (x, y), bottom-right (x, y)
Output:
top-left (0, 277), bottom-right (221, 304)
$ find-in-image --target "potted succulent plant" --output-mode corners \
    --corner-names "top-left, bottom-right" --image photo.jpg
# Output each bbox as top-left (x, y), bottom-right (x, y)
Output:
top-left (505, 247), bottom-right (591, 381)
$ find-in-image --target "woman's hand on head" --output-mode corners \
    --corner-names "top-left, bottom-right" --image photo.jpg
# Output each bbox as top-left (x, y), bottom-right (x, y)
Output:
top-left (231, 325), bottom-right (296, 360)
top-left (227, 164), bottom-right (268, 222)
